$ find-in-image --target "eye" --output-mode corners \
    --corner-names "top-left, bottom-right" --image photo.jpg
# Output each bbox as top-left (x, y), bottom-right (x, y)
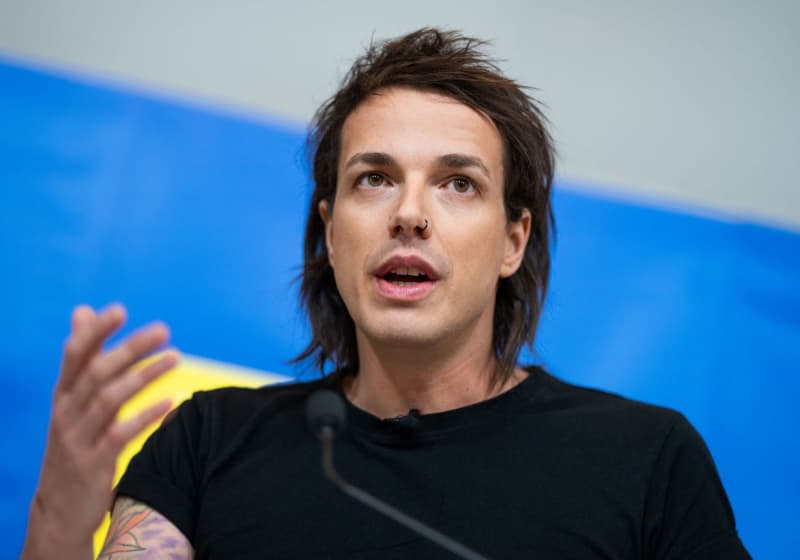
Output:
top-left (445, 176), bottom-right (476, 194)
top-left (357, 172), bottom-right (388, 188)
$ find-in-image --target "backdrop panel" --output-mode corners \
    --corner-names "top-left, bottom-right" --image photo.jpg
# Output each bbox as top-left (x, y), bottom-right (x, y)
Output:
top-left (2, 58), bottom-right (797, 559)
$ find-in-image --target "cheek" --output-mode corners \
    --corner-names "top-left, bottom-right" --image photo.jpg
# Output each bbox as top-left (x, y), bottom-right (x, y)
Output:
top-left (329, 213), bottom-right (370, 290)
top-left (445, 216), bottom-right (507, 290)
top-left (449, 209), bottom-right (507, 258)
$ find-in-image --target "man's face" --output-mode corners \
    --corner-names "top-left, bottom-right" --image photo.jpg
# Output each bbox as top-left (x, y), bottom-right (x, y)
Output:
top-left (320, 87), bottom-right (530, 353)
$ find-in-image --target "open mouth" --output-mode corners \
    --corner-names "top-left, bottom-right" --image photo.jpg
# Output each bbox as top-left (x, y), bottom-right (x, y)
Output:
top-left (381, 267), bottom-right (431, 286)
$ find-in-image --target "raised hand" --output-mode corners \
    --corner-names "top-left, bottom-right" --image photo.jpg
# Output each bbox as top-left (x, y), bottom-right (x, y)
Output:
top-left (22, 304), bottom-right (178, 560)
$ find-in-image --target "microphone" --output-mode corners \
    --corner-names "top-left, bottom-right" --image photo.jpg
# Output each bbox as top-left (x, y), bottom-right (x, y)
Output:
top-left (305, 389), bottom-right (491, 560)
top-left (386, 408), bottom-right (422, 430)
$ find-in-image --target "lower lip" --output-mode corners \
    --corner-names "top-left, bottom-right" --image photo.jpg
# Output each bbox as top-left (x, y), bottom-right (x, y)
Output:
top-left (375, 276), bottom-right (437, 301)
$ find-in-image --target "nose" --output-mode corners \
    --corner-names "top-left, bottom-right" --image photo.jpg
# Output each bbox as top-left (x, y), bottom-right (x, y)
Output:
top-left (389, 180), bottom-right (431, 240)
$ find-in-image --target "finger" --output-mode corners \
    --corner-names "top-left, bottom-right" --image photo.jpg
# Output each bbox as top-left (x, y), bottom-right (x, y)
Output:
top-left (74, 350), bottom-right (179, 447)
top-left (97, 398), bottom-right (174, 461)
top-left (66, 321), bottom-right (170, 414)
top-left (59, 304), bottom-right (127, 393)
top-left (70, 305), bottom-right (96, 332)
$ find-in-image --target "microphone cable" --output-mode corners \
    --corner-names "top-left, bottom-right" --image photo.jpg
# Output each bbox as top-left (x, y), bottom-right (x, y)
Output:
top-left (306, 389), bottom-right (491, 560)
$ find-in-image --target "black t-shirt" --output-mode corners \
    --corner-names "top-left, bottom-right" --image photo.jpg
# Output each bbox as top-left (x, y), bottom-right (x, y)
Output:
top-left (116, 367), bottom-right (749, 559)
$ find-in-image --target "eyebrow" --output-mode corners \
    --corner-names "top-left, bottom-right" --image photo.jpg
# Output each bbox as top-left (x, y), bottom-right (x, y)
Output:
top-left (344, 152), bottom-right (395, 170)
top-left (344, 151), bottom-right (491, 178)
top-left (437, 153), bottom-right (491, 178)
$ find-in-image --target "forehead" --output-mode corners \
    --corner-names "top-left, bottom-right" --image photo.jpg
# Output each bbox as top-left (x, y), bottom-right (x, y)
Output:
top-left (338, 87), bottom-right (504, 172)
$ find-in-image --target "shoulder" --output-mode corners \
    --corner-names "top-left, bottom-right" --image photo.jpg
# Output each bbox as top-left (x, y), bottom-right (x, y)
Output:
top-left (521, 368), bottom-right (749, 556)
top-left (192, 376), bottom-right (325, 409)
top-left (181, 374), bottom-right (335, 421)
top-left (165, 374), bottom-right (340, 450)
top-left (516, 366), bottom-right (711, 475)
top-left (524, 365), bottom-right (685, 432)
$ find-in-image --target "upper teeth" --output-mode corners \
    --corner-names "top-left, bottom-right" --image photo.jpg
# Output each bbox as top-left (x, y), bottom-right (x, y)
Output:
top-left (392, 267), bottom-right (425, 277)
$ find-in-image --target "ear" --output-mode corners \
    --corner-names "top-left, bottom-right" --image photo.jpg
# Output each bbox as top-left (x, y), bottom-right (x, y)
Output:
top-left (318, 200), bottom-right (335, 268)
top-left (499, 208), bottom-right (531, 278)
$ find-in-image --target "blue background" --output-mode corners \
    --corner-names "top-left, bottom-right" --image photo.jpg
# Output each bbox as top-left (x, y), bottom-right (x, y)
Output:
top-left (2, 59), bottom-right (798, 558)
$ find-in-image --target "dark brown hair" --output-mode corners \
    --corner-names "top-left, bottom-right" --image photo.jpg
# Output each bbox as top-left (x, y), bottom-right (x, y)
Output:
top-left (295, 28), bottom-right (555, 384)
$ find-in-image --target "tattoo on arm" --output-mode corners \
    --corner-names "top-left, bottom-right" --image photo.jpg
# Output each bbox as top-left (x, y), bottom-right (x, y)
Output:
top-left (98, 496), bottom-right (193, 559)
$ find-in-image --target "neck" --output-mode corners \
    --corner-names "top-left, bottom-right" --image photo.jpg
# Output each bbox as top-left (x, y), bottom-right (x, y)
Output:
top-left (345, 329), bottom-right (525, 419)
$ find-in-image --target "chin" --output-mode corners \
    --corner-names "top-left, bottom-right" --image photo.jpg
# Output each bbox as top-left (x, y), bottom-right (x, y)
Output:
top-left (360, 320), bottom-right (444, 349)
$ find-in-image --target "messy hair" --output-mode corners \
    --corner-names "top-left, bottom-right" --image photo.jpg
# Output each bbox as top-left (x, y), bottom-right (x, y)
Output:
top-left (295, 28), bottom-right (555, 385)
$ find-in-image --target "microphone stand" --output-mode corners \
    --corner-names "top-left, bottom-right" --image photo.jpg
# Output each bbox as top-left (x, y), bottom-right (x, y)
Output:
top-left (318, 426), bottom-right (491, 560)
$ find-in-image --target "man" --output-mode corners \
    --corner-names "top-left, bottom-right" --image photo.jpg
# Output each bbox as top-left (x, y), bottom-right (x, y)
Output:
top-left (22, 29), bottom-right (749, 558)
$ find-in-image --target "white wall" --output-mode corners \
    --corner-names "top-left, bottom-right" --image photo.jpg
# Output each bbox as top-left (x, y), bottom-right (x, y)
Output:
top-left (1, 0), bottom-right (798, 228)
